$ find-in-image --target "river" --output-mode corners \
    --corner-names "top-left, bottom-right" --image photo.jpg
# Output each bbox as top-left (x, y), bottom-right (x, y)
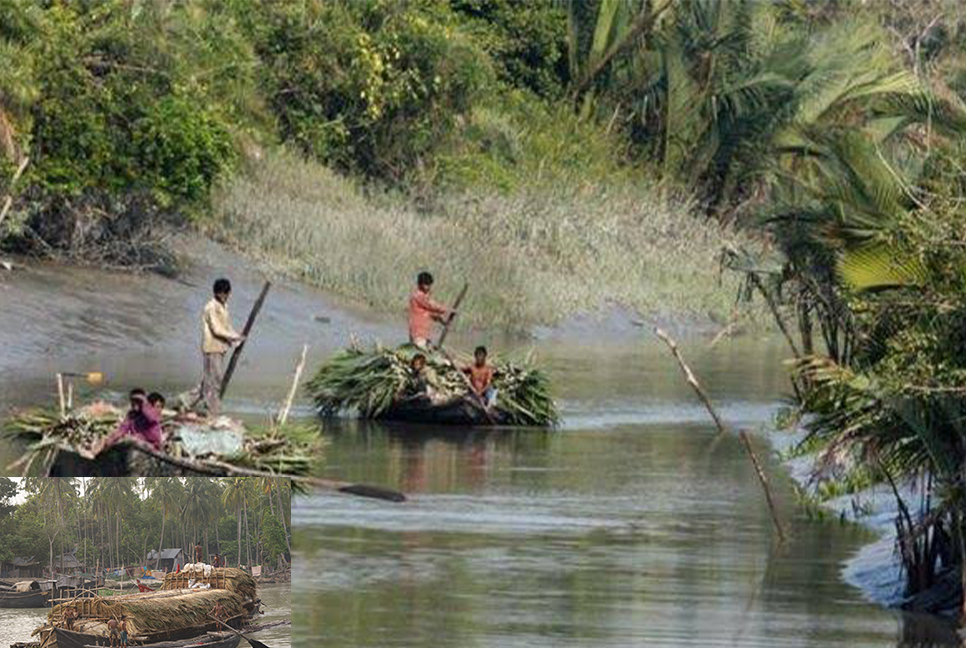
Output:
top-left (294, 339), bottom-right (960, 647)
top-left (0, 582), bottom-right (290, 646)
top-left (0, 254), bottom-right (960, 647)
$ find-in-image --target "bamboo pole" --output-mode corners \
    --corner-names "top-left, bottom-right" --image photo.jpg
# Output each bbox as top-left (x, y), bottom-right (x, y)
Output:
top-left (436, 281), bottom-right (468, 348)
top-left (220, 281), bottom-right (271, 400)
top-left (276, 344), bottom-right (308, 426)
top-left (653, 326), bottom-right (787, 543)
top-left (653, 327), bottom-right (727, 434)
top-left (56, 374), bottom-right (66, 418)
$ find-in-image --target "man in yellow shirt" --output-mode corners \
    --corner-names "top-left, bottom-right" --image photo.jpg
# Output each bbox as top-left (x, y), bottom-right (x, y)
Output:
top-left (187, 278), bottom-right (244, 415)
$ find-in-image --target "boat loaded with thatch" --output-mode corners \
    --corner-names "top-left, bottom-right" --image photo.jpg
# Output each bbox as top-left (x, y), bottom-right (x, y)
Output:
top-left (33, 567), bottom-right (258, 648)
top-left (3, 402), bottom-right (318, 477)
top-left (307, 344), bottom-right (559, 427)
top-left (0, 580), bottom-right (49, 608)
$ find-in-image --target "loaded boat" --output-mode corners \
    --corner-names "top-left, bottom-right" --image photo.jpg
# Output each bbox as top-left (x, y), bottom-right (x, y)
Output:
top-left (32, 567), bottom-right (259, 648)
top-left (0, 581), bottom-right (48, 608)
top-left (308, 344), bottom-right (558, 428)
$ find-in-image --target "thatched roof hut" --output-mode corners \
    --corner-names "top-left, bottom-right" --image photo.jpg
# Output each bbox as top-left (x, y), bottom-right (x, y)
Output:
top-left (39, 588), bottom-right (251, 645)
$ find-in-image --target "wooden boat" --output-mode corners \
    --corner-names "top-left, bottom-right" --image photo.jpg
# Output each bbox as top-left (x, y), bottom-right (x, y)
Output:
top-left (53, 628), bottom-right (241, 648)
top-left (0, 588), bottom-right (48, 608)
top-left (376, 396), bottom-right (508, 426)
top-left (46, 444), bottom-right (231, 478)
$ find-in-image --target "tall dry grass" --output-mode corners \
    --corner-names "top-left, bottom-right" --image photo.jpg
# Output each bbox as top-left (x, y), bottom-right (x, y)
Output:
top-left (211, 150), bottom-right (747, 331)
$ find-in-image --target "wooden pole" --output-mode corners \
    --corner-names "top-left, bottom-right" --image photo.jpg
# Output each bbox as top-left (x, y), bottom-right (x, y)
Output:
top-left (56, 373), bottom-right (66, 418)
top-left (653, 326), bottom-right (786, 543)
top-left (276, 344), bottom-right (308, 427)
top-left (436, 281), bottom-right (468, 348)
top-left (220, 281), bottom-right (271, 400)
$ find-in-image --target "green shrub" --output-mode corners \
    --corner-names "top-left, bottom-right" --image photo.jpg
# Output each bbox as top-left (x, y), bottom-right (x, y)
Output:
top-left (241, 0), bottom-right (495, 182)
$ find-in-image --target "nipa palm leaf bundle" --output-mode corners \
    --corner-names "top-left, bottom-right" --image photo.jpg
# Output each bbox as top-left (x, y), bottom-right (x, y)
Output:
top-left (43, 588), bottom-right (248, 639)
top-left (3, 405), bottom-right (319, 476)
top-left (306, 344), bottom-right (559, 426)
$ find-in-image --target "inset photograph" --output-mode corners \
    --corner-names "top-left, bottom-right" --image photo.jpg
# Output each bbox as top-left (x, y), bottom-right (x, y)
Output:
top-left (0, 476), bottom-right (290, 648)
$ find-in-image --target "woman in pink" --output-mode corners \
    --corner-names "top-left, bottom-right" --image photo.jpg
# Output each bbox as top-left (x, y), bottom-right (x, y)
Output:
top-left (99, 389), bottom-right (164, 452)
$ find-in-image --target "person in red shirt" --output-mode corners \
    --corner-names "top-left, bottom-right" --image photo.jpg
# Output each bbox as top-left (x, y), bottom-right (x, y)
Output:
top-left (408, 272), bottom-right (454, 349)
top-left (462, 346), bottom-right (498, 408)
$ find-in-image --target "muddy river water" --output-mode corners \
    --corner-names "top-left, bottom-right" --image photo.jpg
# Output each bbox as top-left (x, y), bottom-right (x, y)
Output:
top-left (0, 251), bottom-right (960, 647)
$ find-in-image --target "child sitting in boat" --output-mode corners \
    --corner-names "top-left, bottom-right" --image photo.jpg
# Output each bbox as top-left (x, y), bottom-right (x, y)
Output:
top-left (405, 354), bottom-right (444, 404)
top-left (96, 389), bottom-right (164, 453)
top-left (463, 346), bottom-right (498, 408)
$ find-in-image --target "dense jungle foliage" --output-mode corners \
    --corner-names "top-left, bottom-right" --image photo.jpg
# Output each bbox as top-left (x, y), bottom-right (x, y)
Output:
top-left (0, 477), bottom-right (292, 577)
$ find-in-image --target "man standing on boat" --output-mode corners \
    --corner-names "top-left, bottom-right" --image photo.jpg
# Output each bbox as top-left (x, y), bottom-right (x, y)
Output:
top-left (186, 278), bottom-right (245, 416)
top-left (408, 272), bottom-right (454, 349)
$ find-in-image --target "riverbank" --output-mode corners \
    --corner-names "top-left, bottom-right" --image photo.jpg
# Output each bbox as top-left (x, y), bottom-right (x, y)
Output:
top-left (209, 150), bottom-right (752, 333)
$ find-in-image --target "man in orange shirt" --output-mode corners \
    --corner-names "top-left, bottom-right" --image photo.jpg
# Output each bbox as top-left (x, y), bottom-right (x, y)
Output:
top-left (408, 272), bottom-right (454, 349)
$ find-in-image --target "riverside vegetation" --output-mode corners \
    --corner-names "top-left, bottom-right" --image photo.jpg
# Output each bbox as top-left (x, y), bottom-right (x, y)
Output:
top-left (7, 0), bottom-right (966, 621)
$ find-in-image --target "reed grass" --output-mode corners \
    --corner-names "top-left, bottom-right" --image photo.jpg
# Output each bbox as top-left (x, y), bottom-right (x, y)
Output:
top-left (212, 150), bottom-right (748, 331)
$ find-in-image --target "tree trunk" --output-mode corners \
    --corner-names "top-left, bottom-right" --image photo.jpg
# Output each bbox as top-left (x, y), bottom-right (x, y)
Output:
top-left (158, 509), bottom-right (166, 574)
top-left (244, 497), bottom-right (252, 569)
top-left (275, 481), bottom-right (291, 554)
top-left (236, 504), bottom-right (242, 567)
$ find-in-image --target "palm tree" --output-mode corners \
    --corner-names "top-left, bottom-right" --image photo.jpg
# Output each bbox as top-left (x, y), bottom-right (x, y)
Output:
top-left (221, 479), bottom-right (247, 567)
top-left (148, 478), bottom-right (180, 570)
top-left (24, 477), bottom-right (77, 577)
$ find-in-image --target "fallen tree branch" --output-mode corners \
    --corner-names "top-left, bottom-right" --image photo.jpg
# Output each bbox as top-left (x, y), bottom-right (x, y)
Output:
top-left (653, 326), bottom-right (786, 543)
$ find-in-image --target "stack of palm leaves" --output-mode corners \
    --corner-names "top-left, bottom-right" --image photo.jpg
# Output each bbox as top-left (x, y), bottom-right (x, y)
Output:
top-left (40, 588), bottom-right (250, 640)
top-left (3, 405), bottom-right (320, 476)
top-left (307, 344), bottom-right (559, 426)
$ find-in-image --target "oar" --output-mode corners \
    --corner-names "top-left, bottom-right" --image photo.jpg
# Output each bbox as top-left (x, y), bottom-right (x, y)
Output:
top-left (220, 281), bottom-right (272, 400)
top-left (116, 441), bottom-right (407, 502)
top-left (436, 281), bottom-right (468, 348)
top-left (208, 614), bottom-right (271, 648)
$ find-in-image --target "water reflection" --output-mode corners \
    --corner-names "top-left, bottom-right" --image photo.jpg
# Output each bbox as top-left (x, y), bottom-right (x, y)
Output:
top-left (294, 339), bottom-right (961, 648)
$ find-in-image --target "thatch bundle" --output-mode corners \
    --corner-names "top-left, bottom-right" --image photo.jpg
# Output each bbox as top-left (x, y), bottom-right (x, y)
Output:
top-left (3, 404), bottom-right (318, 476)
top-left (307, 344), bottom-right (559, 426)
top-left (14, 580), bottom-right (38, 592)
top-left (43, 588), bottom-right (248, 638)
top-left (161, 567), bottom-right (257, 602)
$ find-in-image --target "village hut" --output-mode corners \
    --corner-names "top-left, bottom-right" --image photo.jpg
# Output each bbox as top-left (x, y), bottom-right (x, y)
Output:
top-left (146, 548), bottom-right (185, 572)
top-left (0, 556), bottom-right (42, 579)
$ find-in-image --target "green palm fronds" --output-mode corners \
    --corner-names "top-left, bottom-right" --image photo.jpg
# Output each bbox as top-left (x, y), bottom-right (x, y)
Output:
top-left (306, 344), bottom-right (559, 427)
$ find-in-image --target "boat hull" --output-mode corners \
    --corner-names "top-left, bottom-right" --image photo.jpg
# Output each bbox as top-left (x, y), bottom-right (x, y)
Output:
top-left (51, 627), bottom-right (242, 648)
top-left (376, 397), bottom-right (508, 426)
top-left (46, 446), bottom-right (229, 478)
top-left (0, 589), bottom-right (48, 608)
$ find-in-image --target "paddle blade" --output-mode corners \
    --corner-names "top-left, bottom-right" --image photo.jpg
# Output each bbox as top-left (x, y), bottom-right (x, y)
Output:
top-left (338, 484), bottom-right (407, 502)
top-left (246, 639), bottom-right (272, 648)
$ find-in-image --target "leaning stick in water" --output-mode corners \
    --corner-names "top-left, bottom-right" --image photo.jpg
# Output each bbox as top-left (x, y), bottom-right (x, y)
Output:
top-left (276, 344), bottom-right (308, 426)
top-left (0, 157), bottom-right (29, 230)
top-left (653, 327), bottom-right (727, 434)
top-left (436, 281), bottom-right (468, 348)
top-left (653, 326), bottom-right (786, 543)
top-left (207, 614), bottom-right (271, 648)
top-left (220, 281), bottom-right (272, 400)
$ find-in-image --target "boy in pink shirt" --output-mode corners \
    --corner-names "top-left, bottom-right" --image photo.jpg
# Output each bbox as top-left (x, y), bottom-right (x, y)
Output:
top-left (99, 389), bottom-right (164, 453)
